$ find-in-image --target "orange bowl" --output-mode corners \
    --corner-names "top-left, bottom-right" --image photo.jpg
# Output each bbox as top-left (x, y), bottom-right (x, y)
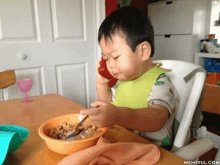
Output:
top-left (38, 113), bottom-right (109, 155)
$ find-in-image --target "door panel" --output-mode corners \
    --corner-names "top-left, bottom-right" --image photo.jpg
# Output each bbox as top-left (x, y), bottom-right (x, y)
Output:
top-left (56, 63), bottom-right (88, 107)
top-left (8, 67), bottom-right (45, 100)
top-left (0, 0), bottom-right (46, 64)
top-left (0, 0), bottom-right (52, 100)
top-left (0, 0), bottom-right (39, 41)
top-left (45, 0), bottom-right (97, 107)
top-left (51, 0), bottom-right (85, 41)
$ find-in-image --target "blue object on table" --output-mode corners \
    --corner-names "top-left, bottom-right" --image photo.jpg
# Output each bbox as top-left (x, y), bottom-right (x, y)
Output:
top-left (205, 58), bottom-right (220, 72)
top-left (0, 125), bottom-right (30, 165)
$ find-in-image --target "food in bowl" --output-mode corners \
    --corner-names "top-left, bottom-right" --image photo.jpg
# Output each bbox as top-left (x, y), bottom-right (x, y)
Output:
top-left (49, 122), bottom-right (101, 140)
top-left (38, 114), bottom-right (109, 155)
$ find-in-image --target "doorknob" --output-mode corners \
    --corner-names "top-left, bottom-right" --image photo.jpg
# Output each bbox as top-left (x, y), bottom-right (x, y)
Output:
top-left (166, 1), bottom-right (173, 5)
top-left (18, 53), bottom-right (27, 60)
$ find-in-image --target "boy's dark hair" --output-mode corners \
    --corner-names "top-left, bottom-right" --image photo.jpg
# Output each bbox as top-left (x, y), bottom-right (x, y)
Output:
top-left (98, 6), bottom-right (155, 57)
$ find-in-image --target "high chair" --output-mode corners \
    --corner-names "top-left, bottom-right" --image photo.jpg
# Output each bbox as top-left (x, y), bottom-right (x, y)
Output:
top-left (153, 60), bottom-right (214, 160)
top-left (0, 70), bottom-right (16, 101)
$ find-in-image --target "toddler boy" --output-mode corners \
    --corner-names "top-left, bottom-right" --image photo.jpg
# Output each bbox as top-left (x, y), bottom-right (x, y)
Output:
top-left (80, 6), bottom-right (178, 148)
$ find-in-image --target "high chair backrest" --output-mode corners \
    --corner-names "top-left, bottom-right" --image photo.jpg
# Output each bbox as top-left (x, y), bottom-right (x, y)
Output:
top-left (0, 70), bottom-right (16, 101)
top-left (153, 60), bottom-right (206, 148)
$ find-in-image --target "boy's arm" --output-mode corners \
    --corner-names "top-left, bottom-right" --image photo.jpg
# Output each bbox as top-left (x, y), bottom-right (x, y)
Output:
top-left (117, 104), bottom-right (168, 132)
top-left (96, 83), bottom-right (112, 102)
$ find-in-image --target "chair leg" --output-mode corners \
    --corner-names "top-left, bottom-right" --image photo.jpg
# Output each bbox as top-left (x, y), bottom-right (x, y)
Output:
top-left (3, 87), bottom-right (10, 101)
top-left (214, 146), bottom-right (220, 161)
top-left (197, 126), bottom-right (208, 139)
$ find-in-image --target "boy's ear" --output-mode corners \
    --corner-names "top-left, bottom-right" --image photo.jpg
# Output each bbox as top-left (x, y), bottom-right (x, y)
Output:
top-left (138, 41), bottom-right (151, 61)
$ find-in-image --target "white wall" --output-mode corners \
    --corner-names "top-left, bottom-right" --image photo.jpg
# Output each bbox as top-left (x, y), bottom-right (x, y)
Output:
top-left (209, 1), bottom-right (220, 44)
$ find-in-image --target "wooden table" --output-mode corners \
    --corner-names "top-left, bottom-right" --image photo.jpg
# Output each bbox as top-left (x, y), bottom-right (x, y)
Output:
top-left (0, 95), bottom-right (185, 165)
top-left (201, 84), bottom-right (220, 114)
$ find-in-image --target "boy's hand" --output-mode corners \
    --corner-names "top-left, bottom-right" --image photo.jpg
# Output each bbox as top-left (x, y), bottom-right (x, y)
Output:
top-left (96, 58), bottom-right (110, 85)
top-left (80, 101), bottom-right (119, 127)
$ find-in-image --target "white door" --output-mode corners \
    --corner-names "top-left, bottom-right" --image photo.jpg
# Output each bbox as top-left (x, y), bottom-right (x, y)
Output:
top-left (0, 0), bottom-right (104, 108)
top-left (0, 0), bottom-right (51, 101)
top-left (43, 0), bottom-right (100, 107)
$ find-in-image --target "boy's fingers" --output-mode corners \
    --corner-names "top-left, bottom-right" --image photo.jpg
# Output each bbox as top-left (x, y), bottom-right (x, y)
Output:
top-left (95, 124), bottom-right (102, 128)
top-left (88, 116), bottom-right (99, 122)
top-left (98, 58), bottom-right (102, 62)
top-left (80, 108), bottom-right (99, 116)
top-left (96, 62), bottom-right (100, 69)
top-left (91, 100), bottom-right (106, 107)
top-left (96, 59), bottom-right (101, 66)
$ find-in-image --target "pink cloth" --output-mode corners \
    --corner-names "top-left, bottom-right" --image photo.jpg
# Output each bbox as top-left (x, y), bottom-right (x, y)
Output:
top-left (58, 137), bottom-right (160, 165)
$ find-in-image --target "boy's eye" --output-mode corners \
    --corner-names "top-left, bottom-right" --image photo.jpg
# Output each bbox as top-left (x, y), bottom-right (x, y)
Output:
top-left (114, 56), bottom-right (120, 60)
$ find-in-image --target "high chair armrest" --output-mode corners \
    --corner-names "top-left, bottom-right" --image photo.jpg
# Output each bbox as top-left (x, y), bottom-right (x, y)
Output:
top-left (173, 138), bottom-right (214, 161)
top-left (174, 72), bottom-right (206, 148)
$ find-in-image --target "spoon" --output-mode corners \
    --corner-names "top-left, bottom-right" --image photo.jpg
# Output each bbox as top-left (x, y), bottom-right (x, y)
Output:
top-left (65, 115), bottom-right (89, 140)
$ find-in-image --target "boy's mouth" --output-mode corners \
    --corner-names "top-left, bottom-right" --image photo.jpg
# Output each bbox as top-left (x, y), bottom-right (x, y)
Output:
top-left (112, 72), bottom-right (119, 76)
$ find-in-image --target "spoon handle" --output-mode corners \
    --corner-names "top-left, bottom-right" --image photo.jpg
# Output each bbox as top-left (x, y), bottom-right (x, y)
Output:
top-left (75, 115), bottom-right (89, 129)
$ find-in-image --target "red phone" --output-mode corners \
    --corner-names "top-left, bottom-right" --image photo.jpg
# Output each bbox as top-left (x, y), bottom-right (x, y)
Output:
top-left (98, 58), bottom-right (118, 87)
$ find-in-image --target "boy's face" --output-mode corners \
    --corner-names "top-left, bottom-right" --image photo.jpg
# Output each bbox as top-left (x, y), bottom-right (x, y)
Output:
top-left (100, 33), bottom-right (148, 81)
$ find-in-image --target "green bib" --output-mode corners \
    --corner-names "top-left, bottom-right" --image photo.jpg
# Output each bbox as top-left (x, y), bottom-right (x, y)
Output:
top-left (111, 64), bottom-right (167, 109)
